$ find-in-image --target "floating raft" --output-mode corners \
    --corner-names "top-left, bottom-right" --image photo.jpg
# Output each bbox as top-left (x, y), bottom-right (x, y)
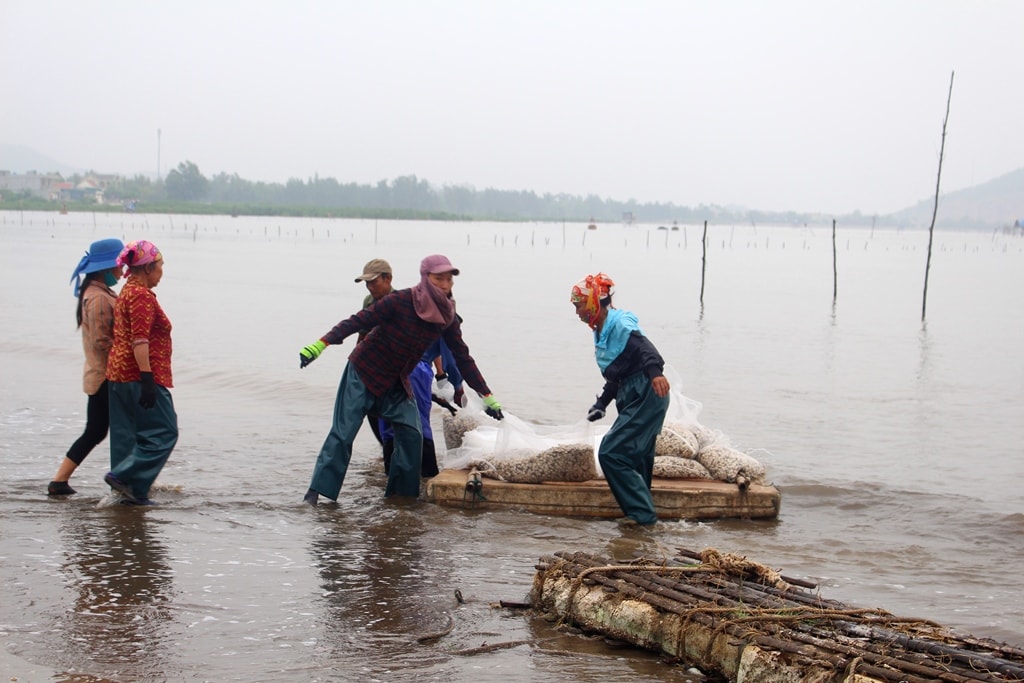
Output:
top-left (530, 548), bottom-right (1024, 682)
top-left (425, 468), bottom-right (780, 520)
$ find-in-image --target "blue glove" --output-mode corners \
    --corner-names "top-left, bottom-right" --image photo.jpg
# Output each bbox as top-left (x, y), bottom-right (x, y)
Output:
top-left (586, 399), bottom-right (606, 422)
top-left (299, 340), bottom-right (326, 368)
top-left (482, 394), bottom-right (504, 421)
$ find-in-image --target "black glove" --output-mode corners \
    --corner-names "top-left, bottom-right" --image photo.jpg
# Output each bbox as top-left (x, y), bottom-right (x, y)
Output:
top-left (586, 400), bottom-right (606, 422)
top-left (139, 371), bottom-right (157, 409)
top-left (431, 394), bottom-right (458, 417)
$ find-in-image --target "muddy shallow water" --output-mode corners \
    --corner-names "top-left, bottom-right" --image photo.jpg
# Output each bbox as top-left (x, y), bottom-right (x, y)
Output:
top-left (2, 212), bottom-right (1022, 681)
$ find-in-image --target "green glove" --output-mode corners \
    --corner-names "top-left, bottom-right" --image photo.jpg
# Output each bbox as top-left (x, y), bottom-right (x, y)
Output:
top-left (482, 394), bottom-right (504, 420)
top-left (299, 339), bottom-right (326, 368)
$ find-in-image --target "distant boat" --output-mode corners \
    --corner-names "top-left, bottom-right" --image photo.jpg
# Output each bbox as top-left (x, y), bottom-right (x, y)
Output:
top-left (587, 217), bottom-right (597, 230)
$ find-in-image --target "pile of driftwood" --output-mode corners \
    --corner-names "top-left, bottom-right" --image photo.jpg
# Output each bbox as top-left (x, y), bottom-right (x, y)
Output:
top-left (530, 548), bottom-right (1024, 682)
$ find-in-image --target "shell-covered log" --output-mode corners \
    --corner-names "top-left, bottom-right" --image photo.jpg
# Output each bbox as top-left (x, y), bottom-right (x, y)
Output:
top-left (530, 548), bottom-right (1024, 682)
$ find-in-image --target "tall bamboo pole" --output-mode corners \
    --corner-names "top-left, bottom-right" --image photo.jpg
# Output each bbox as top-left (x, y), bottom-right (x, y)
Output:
top-left (922, 71), bottom-right (955, 322)
top-left (832, 219), bottom-right (838, 303)
top-left (699, 220), bottom-right (708, 305)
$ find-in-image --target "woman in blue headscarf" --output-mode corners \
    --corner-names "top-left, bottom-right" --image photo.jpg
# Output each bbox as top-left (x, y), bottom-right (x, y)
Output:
top-left (48, 238), bottom-right (124, 496)
top-left (571, 272), bottom-right (671, 526)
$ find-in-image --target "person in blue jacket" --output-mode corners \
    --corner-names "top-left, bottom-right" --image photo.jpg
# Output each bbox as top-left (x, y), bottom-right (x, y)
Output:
top-left (571, 272), bottom-right (670, 527)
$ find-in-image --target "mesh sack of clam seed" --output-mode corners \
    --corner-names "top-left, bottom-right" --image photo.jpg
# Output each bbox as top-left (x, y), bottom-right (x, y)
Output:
top-left (690, 422), bottom-right (721, 450)
top-left (653, 456), bottom-right (713, 479)
top-left (471, 443), bottom-right (598, 483)
top-left (655, 422), bottom-right (701, 458)
top-left (443, 412), bottom-right (600, 475)
top-left (696, 444), bottom-right (767, 484)
top-left (442, 412), bottom-right (480, 451)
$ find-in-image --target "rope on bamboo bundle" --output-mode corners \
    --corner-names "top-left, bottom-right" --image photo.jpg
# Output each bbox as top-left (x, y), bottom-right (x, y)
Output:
top-left (561, 560), bottom-right (715, 626)
top-left (698, 547), bottom-right (791, 591)
top-left (577, 563), bottom-right (715, 582)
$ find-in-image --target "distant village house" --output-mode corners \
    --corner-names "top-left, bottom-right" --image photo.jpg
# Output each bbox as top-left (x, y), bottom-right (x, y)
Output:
top-left (0, 170), bottom-right (117, 204)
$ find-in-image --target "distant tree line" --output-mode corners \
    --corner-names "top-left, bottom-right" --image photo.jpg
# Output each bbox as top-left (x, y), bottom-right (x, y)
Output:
top-left (1, 160), bottom-right (893, 227)
top-left (91, 160), bottom-right (834, 225)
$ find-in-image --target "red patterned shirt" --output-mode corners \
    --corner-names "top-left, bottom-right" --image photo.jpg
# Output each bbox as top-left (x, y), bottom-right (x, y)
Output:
top-left (106, 276), bottom-right (174, 387)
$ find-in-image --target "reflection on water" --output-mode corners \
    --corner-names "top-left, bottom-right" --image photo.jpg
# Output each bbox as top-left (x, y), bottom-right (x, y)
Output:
top-left (309, 502), bottom-right (456, 675)
top-left (57, 506), bottom-right (177, 677)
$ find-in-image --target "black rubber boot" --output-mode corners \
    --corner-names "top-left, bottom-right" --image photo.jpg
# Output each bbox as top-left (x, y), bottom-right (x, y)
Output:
top-left (382, 439), bottom-right (394, 475)
top-left (421, 439), bottom-right (439, 478)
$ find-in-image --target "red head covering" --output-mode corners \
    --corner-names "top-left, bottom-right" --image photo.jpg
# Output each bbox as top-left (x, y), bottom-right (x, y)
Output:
top-left (570, 272), bottom-right (615, 329)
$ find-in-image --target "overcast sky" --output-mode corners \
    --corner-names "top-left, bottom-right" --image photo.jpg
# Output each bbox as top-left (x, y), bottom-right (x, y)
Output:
top-left (2, 1), bottom-right (1021, 214)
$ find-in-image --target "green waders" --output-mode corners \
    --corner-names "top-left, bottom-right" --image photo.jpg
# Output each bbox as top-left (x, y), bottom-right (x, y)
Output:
top-left (598, 372), bottom-right (669, 526)
top-left (108, 380), bottom-right (179, 500)
top-left (309, 363), bottom-right (422, 500)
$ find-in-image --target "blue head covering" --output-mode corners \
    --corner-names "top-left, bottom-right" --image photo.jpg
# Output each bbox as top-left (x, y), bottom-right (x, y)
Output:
top-left (70, 238), bottom-right (123, 296)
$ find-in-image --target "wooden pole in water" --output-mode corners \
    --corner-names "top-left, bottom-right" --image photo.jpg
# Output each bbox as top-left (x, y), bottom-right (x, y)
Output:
top-left (699, 220), bottom-right (708, 305)
top-left (831, 219), bottom-right (838, 303)
top-left (922, 71), bottom-right (954, 322)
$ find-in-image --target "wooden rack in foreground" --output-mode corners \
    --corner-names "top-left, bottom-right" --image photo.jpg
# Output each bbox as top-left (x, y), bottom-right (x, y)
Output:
top-left (529, 547), bottom-right (1024, 682)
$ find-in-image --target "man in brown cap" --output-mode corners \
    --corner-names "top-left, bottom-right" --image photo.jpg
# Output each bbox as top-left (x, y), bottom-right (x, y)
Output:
top-left (353, 259), bottom-right (394, 444)
top-left (354, 259), bottom-right (393, 344)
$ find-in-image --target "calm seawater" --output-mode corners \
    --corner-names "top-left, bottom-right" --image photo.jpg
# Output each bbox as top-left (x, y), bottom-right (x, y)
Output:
top-left (2, 210), bottom-right (1022, 681)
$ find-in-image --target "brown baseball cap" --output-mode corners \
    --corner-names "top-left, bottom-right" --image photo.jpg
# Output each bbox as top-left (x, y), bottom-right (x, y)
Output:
top-left (354, 258), bottom-right (392, 283)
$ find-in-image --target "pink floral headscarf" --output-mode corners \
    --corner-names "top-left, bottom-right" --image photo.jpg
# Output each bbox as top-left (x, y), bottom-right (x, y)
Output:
top-left (116, 240), bottom-right (161, 276)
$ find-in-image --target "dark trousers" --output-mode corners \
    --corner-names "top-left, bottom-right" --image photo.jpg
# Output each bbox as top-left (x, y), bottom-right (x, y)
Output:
top-left (66, 381), bottom-right (110, 465)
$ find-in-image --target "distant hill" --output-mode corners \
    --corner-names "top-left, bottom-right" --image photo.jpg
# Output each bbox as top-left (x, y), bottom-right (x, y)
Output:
top-left (0, 144), bottom-right (82, 176)
top-left (887, 167), bottom-right (1024, 230)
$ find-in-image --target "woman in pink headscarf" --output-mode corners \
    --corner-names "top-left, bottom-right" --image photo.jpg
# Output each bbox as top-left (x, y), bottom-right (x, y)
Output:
top-left (297, 254), bottom-right (503, 505)
top-left (103, 240), bottom-right (178, 505)
top-left (571, 272), bottom-right (670, 527)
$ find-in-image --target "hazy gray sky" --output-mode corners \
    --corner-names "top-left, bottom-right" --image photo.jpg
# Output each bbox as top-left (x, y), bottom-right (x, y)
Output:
top-left (2, 0), bottom-right (1021, 214)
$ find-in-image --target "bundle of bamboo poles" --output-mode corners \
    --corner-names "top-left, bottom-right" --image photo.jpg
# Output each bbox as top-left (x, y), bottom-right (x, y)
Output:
top-left (529, 547), bottom-right (1024, 682)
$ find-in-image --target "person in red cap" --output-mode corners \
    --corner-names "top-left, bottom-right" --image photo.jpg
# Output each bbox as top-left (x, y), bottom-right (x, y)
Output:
top-left (298, 253), bottom-right (503, 504)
